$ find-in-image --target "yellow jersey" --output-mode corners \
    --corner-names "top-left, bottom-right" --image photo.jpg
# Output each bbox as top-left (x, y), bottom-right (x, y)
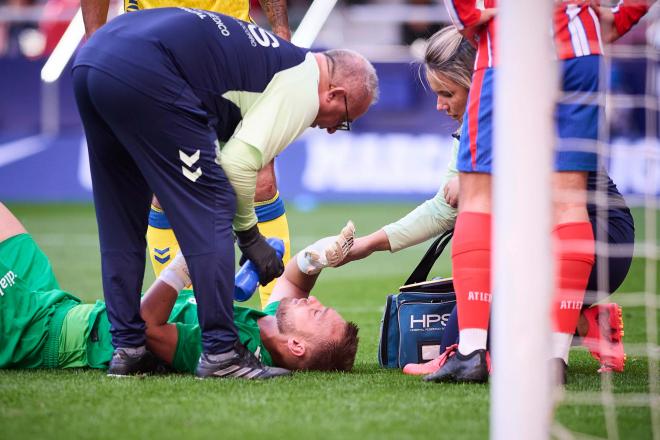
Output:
top-left (124, 0), bottom-right (251, 22)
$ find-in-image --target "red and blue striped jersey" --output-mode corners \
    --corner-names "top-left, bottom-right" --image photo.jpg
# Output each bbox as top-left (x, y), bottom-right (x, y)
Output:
top-left (554, 2), bottom-right (604, 59)
top-left (443, 0), bottom-right (650, 70)
top-left (443, 0), bottom-right (497, 71)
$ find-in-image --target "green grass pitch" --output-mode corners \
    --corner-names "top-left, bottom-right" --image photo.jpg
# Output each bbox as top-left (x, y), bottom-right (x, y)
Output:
top-left (1, 203), bottom-right (658, 439)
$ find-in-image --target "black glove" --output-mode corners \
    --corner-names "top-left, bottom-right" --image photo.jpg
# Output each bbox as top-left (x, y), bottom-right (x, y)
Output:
top-left (235, 225), bottom-right (284, 286)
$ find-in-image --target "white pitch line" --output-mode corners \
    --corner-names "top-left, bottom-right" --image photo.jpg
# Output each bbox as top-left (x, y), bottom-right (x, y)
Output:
top-left (34, 233), bottom-right (100, 247)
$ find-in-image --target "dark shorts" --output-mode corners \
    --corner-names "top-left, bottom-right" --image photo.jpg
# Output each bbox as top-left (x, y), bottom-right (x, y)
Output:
top-left (457, 55), bottom-right (601, 174)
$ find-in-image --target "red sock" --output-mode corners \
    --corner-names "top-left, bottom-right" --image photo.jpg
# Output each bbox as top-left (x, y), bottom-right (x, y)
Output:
top-left (452, 212), bottom-right (492, 331)
top-left (552, 222), bottom-right (595, 334)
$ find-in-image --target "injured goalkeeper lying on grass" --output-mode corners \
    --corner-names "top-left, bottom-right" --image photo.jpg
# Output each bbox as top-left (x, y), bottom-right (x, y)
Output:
top-left (0, 201), bottom-right (358, 374)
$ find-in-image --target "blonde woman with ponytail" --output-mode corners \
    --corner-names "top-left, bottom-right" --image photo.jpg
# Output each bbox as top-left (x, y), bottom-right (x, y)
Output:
top-left (341, 26), bottom-right (633, 379)
top-left (344, 26), bottom-right (475, 262)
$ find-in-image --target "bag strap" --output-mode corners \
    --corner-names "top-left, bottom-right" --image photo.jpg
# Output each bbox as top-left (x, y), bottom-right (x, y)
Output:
top-left (404, 229), bottom-right (454, 285)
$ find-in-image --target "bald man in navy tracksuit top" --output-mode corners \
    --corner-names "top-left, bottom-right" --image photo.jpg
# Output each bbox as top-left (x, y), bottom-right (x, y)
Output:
top-left (73, 7), bottom-right (377, 378)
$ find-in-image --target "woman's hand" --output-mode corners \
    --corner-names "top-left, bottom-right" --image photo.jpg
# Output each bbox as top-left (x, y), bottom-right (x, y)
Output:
top-left (444, 176), bottom-right (460, 209)
top-left (338, 229), bottom-right (391, 266)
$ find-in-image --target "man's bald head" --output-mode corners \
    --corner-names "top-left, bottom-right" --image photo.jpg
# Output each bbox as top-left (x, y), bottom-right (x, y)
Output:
top-left (324, 49), bottom-right (379, 109)
top-left (312, 49), bottom-right (379, 133)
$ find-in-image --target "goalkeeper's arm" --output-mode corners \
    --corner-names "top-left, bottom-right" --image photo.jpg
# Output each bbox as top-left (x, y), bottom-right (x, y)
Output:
top-left (138, 251), bottom-right (192, 365)
top-left (267, 221), bottom-right (355, 306)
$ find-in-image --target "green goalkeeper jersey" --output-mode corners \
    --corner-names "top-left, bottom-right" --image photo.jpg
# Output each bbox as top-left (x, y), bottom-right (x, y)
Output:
top-left (58, 291), bottom-right (279, 372)
top-left (0, 232), bottom-right (279, 372)
top-left (169, 291), bottom-right (279, 373)
top-left (0, 234), bottom-right (80, 369)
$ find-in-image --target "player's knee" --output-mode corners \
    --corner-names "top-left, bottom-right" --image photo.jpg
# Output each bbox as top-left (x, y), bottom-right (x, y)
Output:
top-left (255, 182), bottom-right (277, 202)
top-left (552, 172), bottom-right (589, 224)
top-left (553, 202), bottom-right (589, 225)
top-left (457, 173), bottom-right (492, 213)
top-left (255, 162), bottom-right (277, 202)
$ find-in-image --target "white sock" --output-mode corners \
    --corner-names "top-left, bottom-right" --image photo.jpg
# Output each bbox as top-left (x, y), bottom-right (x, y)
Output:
top-left (551, 332), bottom-right (573, 364)
top-left (458, 329), bottom-right (488, 355)
top-left (159, 251), bottom-right (191, 292)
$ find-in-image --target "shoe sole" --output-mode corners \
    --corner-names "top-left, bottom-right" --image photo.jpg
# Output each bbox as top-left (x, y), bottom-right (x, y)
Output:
top-left (403, 360), bottom-right (443, 376)
top-left (610, 304), bottom-right (624, 342)
top-left (426, 376), bottom-right (488, 384)
top-left (425, 372), bottom-right (488, 383)
top-left (195, 372), bottom-right (290, 380)
top-left (106, 373), bottom-right (148, 378)
top-left (583, 303), bottom-right (626, 372)
top-left (601, 304), bottom-right (626, 372)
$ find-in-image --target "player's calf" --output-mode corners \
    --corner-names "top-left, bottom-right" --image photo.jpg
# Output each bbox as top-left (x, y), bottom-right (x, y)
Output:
top-left (146, 204), bottom-right (181, 280)
top-left (254, 191), bottom-right (291, 308)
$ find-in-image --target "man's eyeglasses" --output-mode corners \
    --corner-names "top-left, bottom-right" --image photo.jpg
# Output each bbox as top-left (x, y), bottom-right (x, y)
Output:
top-left (327, 52), bottom-right (351, 131)
top-left (335, 94), bottom-right (351, 131)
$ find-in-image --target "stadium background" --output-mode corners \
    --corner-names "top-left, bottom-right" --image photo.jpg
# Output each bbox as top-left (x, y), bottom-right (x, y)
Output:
top-left (0, 1), bottom-right (658, 439)
top-left (0, 0), bottom-right (657, 203)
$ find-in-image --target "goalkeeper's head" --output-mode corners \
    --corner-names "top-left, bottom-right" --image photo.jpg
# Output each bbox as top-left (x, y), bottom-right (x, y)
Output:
top-left (274, 296), bottom-right (360, 372)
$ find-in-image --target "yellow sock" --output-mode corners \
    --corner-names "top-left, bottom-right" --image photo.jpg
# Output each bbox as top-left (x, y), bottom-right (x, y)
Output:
top-left (146, 205), bottom-right (181, 279)
top-left (255, 193), bottom-right (291, 309)
top-left (148, 197), bottom-right (290, 307)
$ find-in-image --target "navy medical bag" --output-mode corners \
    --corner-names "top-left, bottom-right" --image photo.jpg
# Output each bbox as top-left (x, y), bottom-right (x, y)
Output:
top-left (378, 230), bottom-right (456, 368)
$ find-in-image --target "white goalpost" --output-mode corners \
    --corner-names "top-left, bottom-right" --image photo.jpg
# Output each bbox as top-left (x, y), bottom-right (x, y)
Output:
top-left (40, 8), bottom-right (85, 84)
top-left (40, 0), bottom-right (336, 84)
top-left (492, 2), bottom-right (660, 439)
top-left (291, 0), bottom-right (338, 48)
top-left (33, 0), bottom-right (658, 436)
top-left (490, 0), bottom-right (556, 438)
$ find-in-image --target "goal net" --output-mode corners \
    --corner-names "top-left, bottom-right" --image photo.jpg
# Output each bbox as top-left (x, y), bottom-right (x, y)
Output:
top-left (491, 1), bottom-right (659, 439)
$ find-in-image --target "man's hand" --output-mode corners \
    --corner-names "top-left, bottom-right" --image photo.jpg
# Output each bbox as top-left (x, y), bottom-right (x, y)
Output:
top-left (236, 225), bottom-right (284, 286)
top-left (596, 7), bottom-right (621, 43)
top-left (297, 221), bottom-right (355, 275)
top-left (478, 8), bottom-right (498, 25)
top-left (460, 8), bottom-right (497, 47)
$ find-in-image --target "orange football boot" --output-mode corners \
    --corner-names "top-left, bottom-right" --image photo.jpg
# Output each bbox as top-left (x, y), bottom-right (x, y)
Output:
top-left (581, 303), bottom-right (626, 373)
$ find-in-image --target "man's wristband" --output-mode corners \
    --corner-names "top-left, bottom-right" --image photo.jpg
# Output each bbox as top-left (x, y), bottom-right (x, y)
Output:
top-left (235, 224), bottom-right (261, 248)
